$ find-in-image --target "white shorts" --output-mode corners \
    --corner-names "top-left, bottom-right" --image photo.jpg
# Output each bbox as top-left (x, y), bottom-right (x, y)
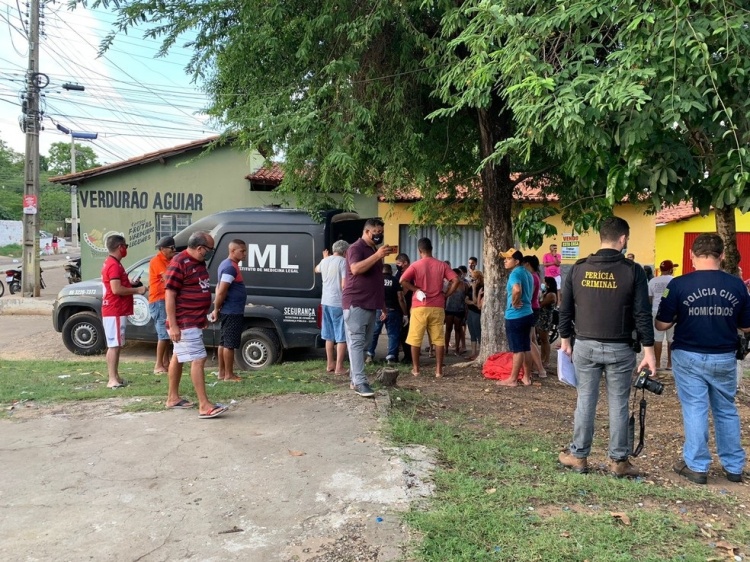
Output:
top-left (103, 316), bottom-right (127, 348)
top-left (554, 275), bottom-right (562, 289)
top-left (173, 327), bottom-right (207, 362)
top-left (653, 313), bottom-right (674, 343)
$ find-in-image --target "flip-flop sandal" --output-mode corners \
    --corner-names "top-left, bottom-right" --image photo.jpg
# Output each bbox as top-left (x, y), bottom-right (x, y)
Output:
top-left (199, 405), bottom-right (228, 419)
top-left (334, 370), bottom-right (350, 376)
top-left (166, 399), bottom-right (194, 409)
top-left (108, 382), bottom-right (128, 389)
top-left (153, 370), bottom-right (167, 375)
top-left (224, 376), bottom-right (243, 382)
top-left (411, 371), bottom-right (420, 377)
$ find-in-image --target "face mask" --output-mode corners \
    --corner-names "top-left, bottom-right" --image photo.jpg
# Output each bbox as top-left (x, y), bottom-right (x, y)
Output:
top-left (202, 248), bottom-right (215, 262)
top-left (371, 234), bottom-right (384, 245)
top-left (540, 283), bottom-right (546, 292)
top-left (120, 247), bottom-right (128, 258)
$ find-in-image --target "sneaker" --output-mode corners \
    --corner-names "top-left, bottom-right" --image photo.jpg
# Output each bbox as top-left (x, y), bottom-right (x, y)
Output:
top-left (724, 468), bottom-right (743, 483)
top-left (608, 458), bottom-right (641, 478)
top-left (386, 356), bottom-right (396, 366)
top-left (558, 449), bottom-right (588, 474)
top-left (365, 355), bottom-right (374, 365)
top-left (673, 460), bottom-right (708, 484)
top-left (353, 383), bottom-right (375, 398)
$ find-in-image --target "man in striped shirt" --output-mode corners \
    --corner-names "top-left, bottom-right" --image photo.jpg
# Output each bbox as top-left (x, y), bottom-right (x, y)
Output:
top-left (165, 231), bottom-right (227, 418)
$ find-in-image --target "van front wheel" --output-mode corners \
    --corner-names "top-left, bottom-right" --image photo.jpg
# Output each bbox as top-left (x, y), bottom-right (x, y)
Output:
top-left (236, 328), bottom-right (282, 370)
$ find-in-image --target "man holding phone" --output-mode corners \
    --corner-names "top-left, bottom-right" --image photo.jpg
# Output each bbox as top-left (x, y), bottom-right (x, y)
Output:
top-left (101, 234), bottom-right (147, 389)
top-left (342, 218), bottom-right (395, 397)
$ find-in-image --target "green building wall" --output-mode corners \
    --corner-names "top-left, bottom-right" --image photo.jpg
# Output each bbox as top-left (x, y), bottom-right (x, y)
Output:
top-left (77, 146), bottom-right (378, 279)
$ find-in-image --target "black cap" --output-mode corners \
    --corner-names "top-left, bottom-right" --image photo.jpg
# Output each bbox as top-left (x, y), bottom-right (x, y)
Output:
top-left (156, 236), bottom-right (175, 249)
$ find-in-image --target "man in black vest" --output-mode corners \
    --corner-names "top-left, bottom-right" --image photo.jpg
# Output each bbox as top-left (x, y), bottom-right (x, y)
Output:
top-left (558, 216), bottom-right (656, 478)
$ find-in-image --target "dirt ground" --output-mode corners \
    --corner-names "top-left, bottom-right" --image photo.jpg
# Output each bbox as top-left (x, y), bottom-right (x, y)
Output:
top-left (391, 353), bottom-right (750, 554)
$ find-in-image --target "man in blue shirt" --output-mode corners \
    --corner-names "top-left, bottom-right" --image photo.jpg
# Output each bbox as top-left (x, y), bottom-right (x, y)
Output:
top-left (209, 239), bottom-right (248, 382)
top-left (497, 248), bottom-right (535, 387)
top-left (657, 233), bottom-right (750, 484)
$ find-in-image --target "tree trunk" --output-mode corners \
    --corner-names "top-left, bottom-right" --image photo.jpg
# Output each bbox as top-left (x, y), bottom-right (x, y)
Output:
top-left (716, 206), bottom-right (739, 274)
top-left (477, 105), bottom-right (515, 364)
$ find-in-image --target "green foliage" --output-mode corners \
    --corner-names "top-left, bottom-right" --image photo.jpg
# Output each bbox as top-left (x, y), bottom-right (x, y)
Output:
top-left (0, 359), bottom-right (336, 406)
top-left (0, 243), bottom-right (22, 257)
top-left (47, 142), bottom-right (100, 176)
top-left (448, 0), bottom-right (749, 217)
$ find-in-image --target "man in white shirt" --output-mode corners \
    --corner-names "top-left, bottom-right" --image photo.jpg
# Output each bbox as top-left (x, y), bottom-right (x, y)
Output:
top-left (648, 259), bottom-right (677, 370)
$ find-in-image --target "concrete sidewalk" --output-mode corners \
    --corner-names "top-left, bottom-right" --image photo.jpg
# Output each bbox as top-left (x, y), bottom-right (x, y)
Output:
top-left (0, 392), bottom-right (432, 561)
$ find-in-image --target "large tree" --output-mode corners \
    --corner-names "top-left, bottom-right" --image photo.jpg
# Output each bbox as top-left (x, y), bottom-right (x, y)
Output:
top-left (47, 142), bottom-right (100, 176)
top-left (0, 139), bottom-right (25, 219)
top-left (445, 0), bottom-right (750, 269)
top-left (83, 0), bottom-right (556, 361)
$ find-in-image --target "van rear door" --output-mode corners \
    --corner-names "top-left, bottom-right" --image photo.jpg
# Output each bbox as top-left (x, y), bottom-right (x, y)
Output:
top-left (324, 210), bottom-right (367, 248)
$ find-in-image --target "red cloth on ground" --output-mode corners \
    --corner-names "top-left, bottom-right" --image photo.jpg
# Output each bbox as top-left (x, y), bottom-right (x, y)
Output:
top-left (482, 352), bottom-right (524, 380)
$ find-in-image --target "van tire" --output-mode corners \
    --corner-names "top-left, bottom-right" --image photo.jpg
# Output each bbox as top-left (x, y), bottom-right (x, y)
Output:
top-left (236, 328), bottom-right (282, 370)
top-left (62, 311), bottom-right (106, 355)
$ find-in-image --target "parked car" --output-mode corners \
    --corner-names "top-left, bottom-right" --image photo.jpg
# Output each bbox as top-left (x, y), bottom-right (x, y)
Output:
top-left (52, 207), bottom-right (367, 370)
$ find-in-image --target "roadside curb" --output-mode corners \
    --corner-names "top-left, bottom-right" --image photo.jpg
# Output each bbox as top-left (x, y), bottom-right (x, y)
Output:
top-left (0, 298), bottom-right (53, 316)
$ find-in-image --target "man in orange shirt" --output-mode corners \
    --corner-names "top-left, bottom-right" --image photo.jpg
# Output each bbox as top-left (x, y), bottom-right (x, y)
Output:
top-left (149, 236), bottom-right (177, 374)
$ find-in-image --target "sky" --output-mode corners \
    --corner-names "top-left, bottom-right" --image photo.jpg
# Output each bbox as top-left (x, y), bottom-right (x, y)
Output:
top-left (0, 1), bottom-right (220, 165)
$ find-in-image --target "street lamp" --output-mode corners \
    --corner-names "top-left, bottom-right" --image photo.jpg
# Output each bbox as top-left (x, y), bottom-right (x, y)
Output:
top-left (56, 123), bottom-right (97, 249)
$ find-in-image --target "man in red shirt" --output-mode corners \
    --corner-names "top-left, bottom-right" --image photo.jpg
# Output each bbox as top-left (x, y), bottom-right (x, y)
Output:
top-left (165, 231), bottom-right (227, 418)
top-left (400, 237), bottom-right (461, 377)
top-left (101, 235), bottom-right (147, 389)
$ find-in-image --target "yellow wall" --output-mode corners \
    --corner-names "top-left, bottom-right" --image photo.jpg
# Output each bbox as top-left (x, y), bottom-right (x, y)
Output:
top-left (379, 201), bottom-right (655, 265)
top-left (655, 209), bottom-right (750, 276)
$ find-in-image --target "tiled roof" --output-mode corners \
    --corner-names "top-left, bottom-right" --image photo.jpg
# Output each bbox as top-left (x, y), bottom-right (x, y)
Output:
top-left (378, 176), bottom-right (560, 203)
top-left (655, 201), bottom-right (701, 224)
top-left (49, 136), bottom-right (225, 185)
top-left (245, 162), bottom-right (284, 184)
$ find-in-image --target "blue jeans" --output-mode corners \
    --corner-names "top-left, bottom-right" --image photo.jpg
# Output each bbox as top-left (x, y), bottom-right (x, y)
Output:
top-left (570, 339), bottom-right (636, 460)
top-left (368, 309), bottom-right (402, 360)
top-left (344, 307), bottom-right (376, 387)
top-left (672, 349), bottom-right (745, 474)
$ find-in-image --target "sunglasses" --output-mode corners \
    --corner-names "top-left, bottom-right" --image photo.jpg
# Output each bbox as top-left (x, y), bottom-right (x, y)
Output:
top-left (119, 243), bottom-right (129, 249)
top-left (201, 245), bottom-right (215, 251)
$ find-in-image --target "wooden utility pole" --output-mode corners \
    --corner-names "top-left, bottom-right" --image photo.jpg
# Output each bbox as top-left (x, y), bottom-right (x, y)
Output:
top-left (22, 0), bottom-right (41, 297)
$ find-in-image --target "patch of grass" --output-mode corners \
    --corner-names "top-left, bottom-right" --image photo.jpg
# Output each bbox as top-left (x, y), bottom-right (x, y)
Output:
top-left (0, 243), bottom-right (22, 258)
top-left (387, 392), bottom-right (750, 561)
top-left (0, 359), bottom-right (337, 410)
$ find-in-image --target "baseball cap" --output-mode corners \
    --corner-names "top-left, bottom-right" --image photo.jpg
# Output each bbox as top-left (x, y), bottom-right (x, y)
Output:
top-left (659, 260), bottom-right (677, 271)
top-left (156, 236), bottom-right (176, 249)
top-left (500, 248), bottom-right (524, 261)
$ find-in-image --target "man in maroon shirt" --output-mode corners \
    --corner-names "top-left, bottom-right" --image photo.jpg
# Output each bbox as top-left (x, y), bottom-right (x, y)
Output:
top-left (165, 231), bottom-right (227, 418)
top-left (400, 237), bottom-right (461, 377)
top-left (101, 234), bottom-right (146, 389)
top-left (342, 218), bottom-right (395, 397)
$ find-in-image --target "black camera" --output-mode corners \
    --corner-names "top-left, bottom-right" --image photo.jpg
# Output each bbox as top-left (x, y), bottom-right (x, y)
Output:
top-left (633, 368), bottom-right (663, 395)
top-left (736, 334), bottom-right (749, 360)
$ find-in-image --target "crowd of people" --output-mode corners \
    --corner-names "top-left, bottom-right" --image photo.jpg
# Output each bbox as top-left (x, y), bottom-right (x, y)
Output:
top-left (99, 218), bottom-right (750, 483)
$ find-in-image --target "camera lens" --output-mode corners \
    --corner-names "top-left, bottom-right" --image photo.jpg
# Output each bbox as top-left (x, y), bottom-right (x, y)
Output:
top-left (646, 378), bottom-right (664, 395)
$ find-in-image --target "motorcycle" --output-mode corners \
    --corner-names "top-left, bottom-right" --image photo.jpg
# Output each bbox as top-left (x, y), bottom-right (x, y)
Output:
top-left (64, 257), bottom-right (82, 284)
top-left (5, 266), bottom-right (45, 295)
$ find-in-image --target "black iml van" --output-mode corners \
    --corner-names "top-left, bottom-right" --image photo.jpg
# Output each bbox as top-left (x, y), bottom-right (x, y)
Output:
top-left (52, 207), bottom-right (367, 369)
